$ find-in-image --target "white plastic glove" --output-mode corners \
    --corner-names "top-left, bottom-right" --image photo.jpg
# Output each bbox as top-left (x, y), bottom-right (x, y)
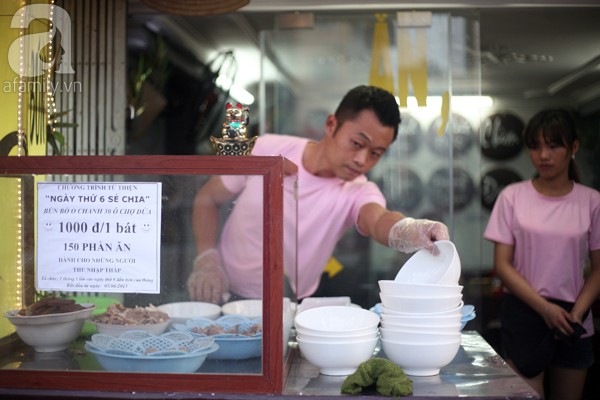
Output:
top-left (388, 217), bottom-right (449, 254)
top-left (187, 249), bottom-right (229, 304)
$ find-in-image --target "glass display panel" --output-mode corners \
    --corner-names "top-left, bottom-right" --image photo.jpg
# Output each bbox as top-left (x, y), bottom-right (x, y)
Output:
top-left (0, 155), bottom-right (297, 394)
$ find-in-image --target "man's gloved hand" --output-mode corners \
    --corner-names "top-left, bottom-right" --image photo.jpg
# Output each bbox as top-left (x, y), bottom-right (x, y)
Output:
top-left (388, 217), bottom-right (449, 254)
top-left (187, 249), bottom-right (229, 304)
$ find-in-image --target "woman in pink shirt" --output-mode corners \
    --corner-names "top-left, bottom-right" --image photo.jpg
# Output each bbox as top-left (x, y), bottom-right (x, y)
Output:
top-left (484, 109), bottom-right (600, 400)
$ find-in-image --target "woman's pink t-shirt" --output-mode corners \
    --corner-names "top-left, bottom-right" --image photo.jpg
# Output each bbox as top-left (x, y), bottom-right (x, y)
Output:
top-left (484, 180), bottom-right (600, 335)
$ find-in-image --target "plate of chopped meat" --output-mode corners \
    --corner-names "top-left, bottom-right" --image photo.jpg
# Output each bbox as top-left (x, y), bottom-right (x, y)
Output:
top-left (90, 304), bottom-right (171, 336)
top-left (172, 315), bottom-right (263, 360)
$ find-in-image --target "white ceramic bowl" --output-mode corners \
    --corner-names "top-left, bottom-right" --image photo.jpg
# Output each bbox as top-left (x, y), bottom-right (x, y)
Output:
top-left (380, 322), bottom-right (462, 333)
top-left (381, 338), bottom-right (461, 376)
top-left (381, 312), bottom-right (462, 326)
top-left (378, 280), bottom-right (463, 297)
top-left (297, 336), bottom-right (378, 375)
top-left (156, 302), bottom-right (222, 324)
top-left (394, 240), bottom-right (461, 286)
top-left (379, 327), bottom-right (461, 343)
top-left (5, 304), bottom-right (95, 352)
top-left (295, 327), bottom-right (378, 343)
top-left (294, 306), bottom-right (380, 335)
top-left (296, 296), bottom-right (351, 315)
top-left (381, 301), bottom-right (463, 317)
top-left (379, 292), bottom-right (463, 314)
top-left (222, 299), bottom-right (262, 318)
top-left (92, 319), bottom-right (171, 336)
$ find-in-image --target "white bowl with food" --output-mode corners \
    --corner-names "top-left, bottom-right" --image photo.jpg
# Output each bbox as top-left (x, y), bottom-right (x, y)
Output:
top-left (381, 338), bottom-right (461, 376)
top-left (221, 299), bottom-right (262, 318)
top-left (378, 280), bottom-right (463, 297)
top-left (297, 335), bottom-right (378, 376)
top-left (294, 305), bottom-right (380, 336)
top-left (5, 300), bottom-right (95, 352)
top-left (379, 292), bottom-right (463, 314)
top-left (90, 304), bottom-right (171, 336)
top-left (156, 302), bottom-right (222, 324)
top-left (394, 240), bottom-right (461, 286)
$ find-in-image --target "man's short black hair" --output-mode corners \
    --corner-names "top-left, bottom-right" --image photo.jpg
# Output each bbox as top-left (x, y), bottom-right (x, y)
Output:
top-left (334, 85), bottom-right (401, 141)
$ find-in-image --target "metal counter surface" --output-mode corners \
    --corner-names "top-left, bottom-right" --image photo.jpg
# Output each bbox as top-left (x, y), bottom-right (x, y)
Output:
top-left (284, 331), bottom-right (540, 399)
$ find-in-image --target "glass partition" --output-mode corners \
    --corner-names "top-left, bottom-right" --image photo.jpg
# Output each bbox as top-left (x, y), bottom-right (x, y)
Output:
top-left (0, 155), bottom-right (297, 394)
top-left (260, 10), bottom-right (485, 317)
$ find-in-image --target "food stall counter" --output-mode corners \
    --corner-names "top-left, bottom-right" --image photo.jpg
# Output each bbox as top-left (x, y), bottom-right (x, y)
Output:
top-left (284, 331), bottom-right (539, 399)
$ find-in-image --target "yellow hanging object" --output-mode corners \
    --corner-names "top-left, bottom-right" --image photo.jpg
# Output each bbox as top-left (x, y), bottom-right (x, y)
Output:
top-left (438, 91), bottom-right (450, 136)
top-left (368, 13), bottom-right (395, 94)
top-left (324, 257), bottom-right (343, 279)
top-left (397, 28), bottom-right (428, 108)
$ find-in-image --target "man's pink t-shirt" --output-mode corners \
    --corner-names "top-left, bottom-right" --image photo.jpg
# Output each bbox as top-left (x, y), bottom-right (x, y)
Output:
top-left (218, 134), bottom-right (386, 299)
top-left (484, 180), bottom-right (600, 335)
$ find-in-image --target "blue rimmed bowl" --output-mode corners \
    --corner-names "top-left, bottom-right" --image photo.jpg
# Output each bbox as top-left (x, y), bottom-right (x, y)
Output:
top-left (173, 315), bottom-right (262, 360)
top-left (85, 331), bottom-right (218, 372)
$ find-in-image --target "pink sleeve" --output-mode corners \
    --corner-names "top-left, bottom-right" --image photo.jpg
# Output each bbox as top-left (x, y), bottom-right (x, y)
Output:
top-left (590, 192), bottom-right (600, 251)
top-left (352, 181), bottom-right (386, 235)
top-left (484, 188), bottom-right (515, 246)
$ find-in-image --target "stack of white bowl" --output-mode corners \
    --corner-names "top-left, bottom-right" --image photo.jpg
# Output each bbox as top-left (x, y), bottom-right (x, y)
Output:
top-left (294, 305), bottom-right (380, 376)
top-left (378, 240), bottom-right (463, 376)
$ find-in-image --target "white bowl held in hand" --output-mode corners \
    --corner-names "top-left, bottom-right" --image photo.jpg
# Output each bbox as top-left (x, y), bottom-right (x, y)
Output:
top-left (297, 336), bottom-right (378, 376)
top-left (381, 338), bottom-right (461, 376)
top-left (156, 302), bottom-right (221, 324)
top-left (294, 305), bottom-right (379, 335)
top-left (394, 240), bottom-right (461, 285)
top-left (379, 292), bottom-right (463, 314)
top-left (5, 304), bottom-right (95, 352)
top-left (378, 280), bottom-right (463, 297)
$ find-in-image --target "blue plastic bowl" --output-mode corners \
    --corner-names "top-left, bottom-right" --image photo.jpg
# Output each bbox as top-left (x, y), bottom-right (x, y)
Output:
top-left (85, 342), bottom-right (218, 373)
top-left (173, 315), bottom-right (262, 360)
top-left (208, 335), bottom-right (262, 360)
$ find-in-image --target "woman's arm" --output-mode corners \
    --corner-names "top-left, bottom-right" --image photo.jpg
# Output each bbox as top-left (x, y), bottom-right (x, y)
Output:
top-left (494, 242), bottom-right (576, 335)
top-left (572, 249), bottom-right (600, 323)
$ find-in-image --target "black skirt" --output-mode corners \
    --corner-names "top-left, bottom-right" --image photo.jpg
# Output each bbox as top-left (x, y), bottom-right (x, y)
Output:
top-left (500, 294), bottom-right (587, 378)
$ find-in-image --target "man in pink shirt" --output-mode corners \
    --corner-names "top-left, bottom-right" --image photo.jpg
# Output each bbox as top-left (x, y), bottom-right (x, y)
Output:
top-left (188, 85), bottom-right (449, 303)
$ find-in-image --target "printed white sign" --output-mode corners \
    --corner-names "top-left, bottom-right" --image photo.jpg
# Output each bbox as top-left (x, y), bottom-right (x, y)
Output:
top-left (36, 182), bottom-right (162, 293)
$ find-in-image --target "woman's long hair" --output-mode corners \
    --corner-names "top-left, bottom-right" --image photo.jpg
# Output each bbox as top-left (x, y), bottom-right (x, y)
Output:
top-left (523, 108), bottom-right (581, 183)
